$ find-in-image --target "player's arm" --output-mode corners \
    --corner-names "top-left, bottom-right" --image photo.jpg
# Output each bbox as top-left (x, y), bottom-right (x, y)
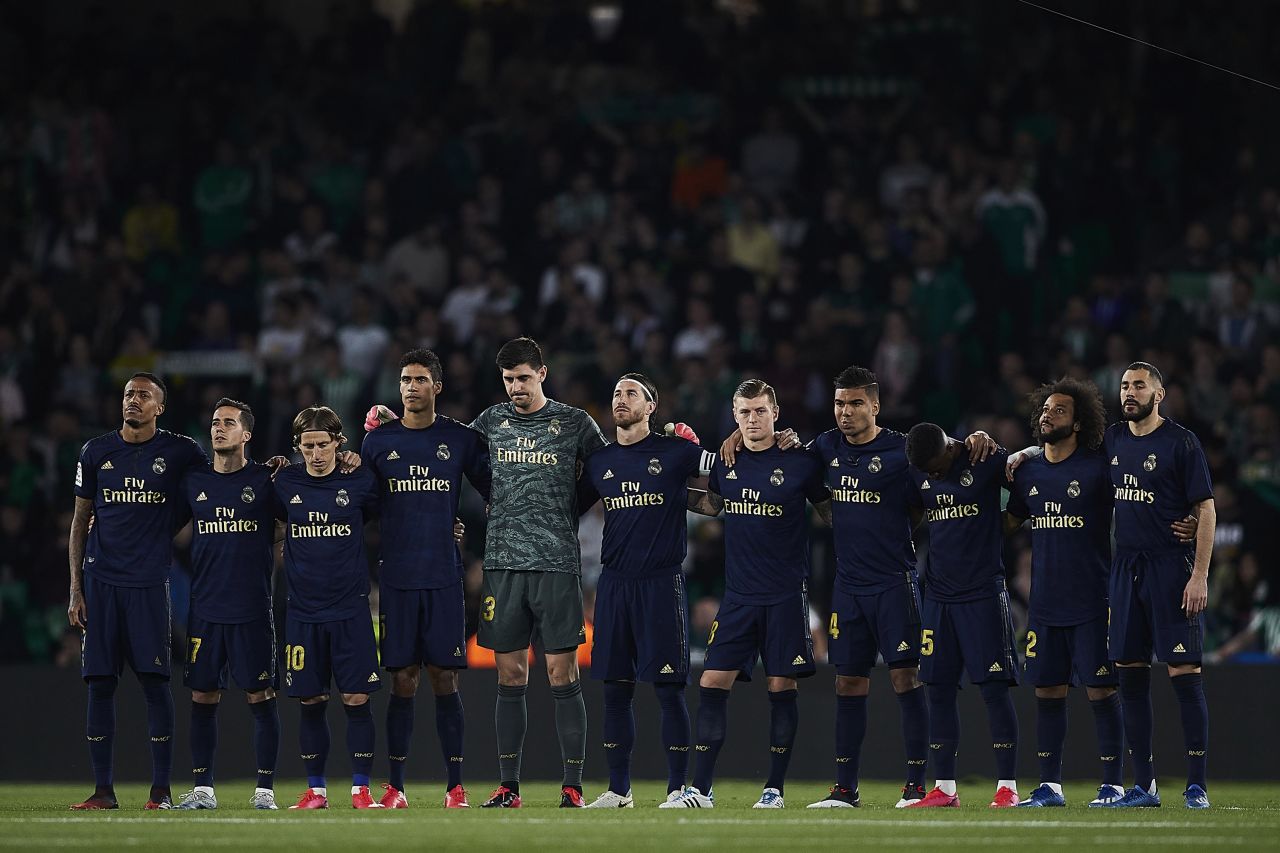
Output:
top-left (1183, 497), bottom-right (1215, 616)
top-left (1003, 471), bottom-right (1029, 536)
top-left (687, 486), bottom-right (724, 516)
top-left (811, 498), bottom-right (833, 527)
top-left (1004, 445), bottom-right (1042, 480)
top-left (963, 430), bottom-right (998, 463)
top-left (717, 427), bottom-right (801, 467)
top-left (1002, 511), bottom-right (1027, 536)
top-left (67, 496), bottom-right (93, 628)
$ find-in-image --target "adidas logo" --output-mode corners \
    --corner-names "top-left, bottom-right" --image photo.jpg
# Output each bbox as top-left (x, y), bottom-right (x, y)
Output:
top-left (603, 469), bottom-right (614, 479)
top-left (1111, 456), bottom-right (1119, 465)
top-left (792, 655), bottom-right (806, 665)
top-left (1173, 643), bottom-right (1186, 653)
top-left (830, 458), bottom-right (840, 467)
top-left (154, 657), bottom-right (163, 666)
top-left (501, 419), bottom-right (511, 429)
top-left (387, 450), bottom-right (400, 460)
top-left (101, 461), bottom-right (114, 470)
top-left (290, 495), bottom-right (302, 504)
top-left (989, 661), bottom-right (1003, 673)
top-left (1096, 666), bottom-right (1109, 676)
top-left (258, 671), bottom-right (270, 680)
top-left (196, 491), bottom-right (208, 502)
top-left (1028, 486), bottom-right (1038, 496)
top-left (659, 663), bottom-right (675, 674)
top-left (896, 640), bottom-right (911, 652)
top-left (368, 672), bottom-right (380, 683)
top-left (454, 647), bottom-right (463, 657)
top-left (725, 470), bottom-right (737, 479)
top-left (921, 480), bottom-right (931, 490)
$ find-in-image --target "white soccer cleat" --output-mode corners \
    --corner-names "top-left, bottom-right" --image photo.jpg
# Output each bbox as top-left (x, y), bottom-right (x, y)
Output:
top-left (753, 787), bottom-right (784, 809)
top-left (177, 788), bottom-right (217, 810)
top-left (250, 789), bottom-right (279, 810)
top-left (658, 787), bottom-right (714, 808)
top-left (584, 789), bottom-right (634, 808)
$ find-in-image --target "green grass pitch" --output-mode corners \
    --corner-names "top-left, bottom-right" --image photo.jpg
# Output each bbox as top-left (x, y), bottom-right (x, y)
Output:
top-left (3, 780), bottom-right (1279, 850)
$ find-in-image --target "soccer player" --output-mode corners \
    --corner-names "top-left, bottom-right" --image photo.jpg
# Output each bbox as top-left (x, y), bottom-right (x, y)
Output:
top-left (68, 372), bottom-right (209, 810)
top-left (577, 374), bottom-right (715, 807)
top-left (273, 406), bottom-right (384, 810)
top-left (361, 349), bottom-right (491, 809)
top-left (176, 399), bottom-right (282, 811)
top-left (470, 337), bottom-right (607, 808)
top-left (904, 423), bottom-right (1020, 808)
top-left (662, 379), bottom-right (832, 810)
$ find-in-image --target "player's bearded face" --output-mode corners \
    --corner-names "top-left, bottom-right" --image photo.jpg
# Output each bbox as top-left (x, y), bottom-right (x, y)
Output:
top-left (1037, 393), bottom-right (1076, 445)
top-left (400, 368), bottom-right (439, 413)
top-left (612, 381), bottom-right (652, 429)
top-left (122, 380), bottom-right (163, 428)
top-left (298, 430), bottom-right (341, 475)
top-left (1120, 370), bottom-right (1161, 422)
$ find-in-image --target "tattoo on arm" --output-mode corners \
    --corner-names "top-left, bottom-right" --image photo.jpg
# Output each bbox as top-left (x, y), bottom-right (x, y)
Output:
top-left (686, 488), bottom-right (724, 516)
top-left (812, 499), bottom-right (833, 526)
top-left (68, 497), bottom-right (93, 590)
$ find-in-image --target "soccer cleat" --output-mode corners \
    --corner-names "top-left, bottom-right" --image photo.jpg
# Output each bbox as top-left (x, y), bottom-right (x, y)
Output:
top-left (177, 789), bottom-right (218, 810)
top-left (70, 793), bottom-right (119, 811)
top-left (664, 789), bottom-right (686, 805)
top-left (1101, 783), bottom-right (1161, 808)
top-left (658, 787), bottom-right (714, 808)
top-left (905, 787), bottom-right (960, 808)
top-left (289, 788), bottom-right (329, 809)
top-left (1088, 784), bottom-right (1126, 807)
top-left (480, 786), bottom-right (521, 808)
top-left (443, 785), bottom-right (469, 808)
top-left (1016, 784), bottom-right (1065, 807)
top-left (752, 787), bottom-right (784, 809)
top-left (143, 795), bottom-right (173, 810)
top-left (806, 785), bottom-right (859, 808)
top-left (895, 783), bottom-right (927, 808)
top-left (559, 786), bottom-right (585, 808)
top-left (352, 786), bottom-right (385, 809)
top-left (1184, 785), bottom-right (1210, 809)
top-left (379, 784), bottom-right (408, 809)
top-left (989, 786), bottom-right (1020, 808)
top-left (250, 790), bottom-right (279, 810)
top-left (584, 789), bottom-right (634, 808)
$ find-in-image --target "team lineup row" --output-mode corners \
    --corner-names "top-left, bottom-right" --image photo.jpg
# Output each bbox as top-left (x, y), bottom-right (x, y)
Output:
top-left (66, 335), bottom-right (1215, 812)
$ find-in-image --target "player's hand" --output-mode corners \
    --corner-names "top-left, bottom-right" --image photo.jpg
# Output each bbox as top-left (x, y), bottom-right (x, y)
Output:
top-left (1171, 513), bottom-right (1198, 543)
top-left (965, 431), bottom-right (997, 463)
top-left (266, 455), bottom-right (290, 480)
top-left (338, 451), bottom-right (362, 473)
top-left (719, 429), bottom-right (744, 467)
top-left (775, 428), bottom-right (800, 450)
top-left (365, 405), bottom-right (398, 432)
top-left (453, 517), bottom-right (465, 544)
top-left (1005, 450), bottom-right (1029, 481)
top-left (1182, 573), bottom-right (1209, 617)
top-left (67, 589), bottom-right (87, 629)
top-left (665, 422), bottom-right (700, 445)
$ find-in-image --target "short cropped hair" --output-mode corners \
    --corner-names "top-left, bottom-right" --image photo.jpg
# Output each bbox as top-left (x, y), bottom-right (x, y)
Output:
top-left (732, 378), bottom-right (777, 406)
top-left (400, 348), bottom-right (443, 383)
top-left (1125, 361), bottom-right (1164, 387)
top-left (496, 337), bottom-right (545, 371)
top-left (128, 372), bottom-right (168, 403)
top-left (1028, 377), bottom-right (1106, 450)
top-left (906, 422), bottom-right (948, 469)
top-left (213, 397), bottom-right (255, 432)
top-left (834, 365), bottom-right (879, 399)
top-left (292, 405), bottom-right (345, 446)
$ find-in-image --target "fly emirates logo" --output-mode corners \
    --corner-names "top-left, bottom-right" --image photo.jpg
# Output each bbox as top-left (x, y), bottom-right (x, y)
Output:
top-left (724, 487), bottom-right (783, 517)
top-left (1031, 500), bottom-right (1086, 529)
top-left (495, 436), bottom-right (558, 466)
top-left (291, 511), bottom-right (353, 538)
top-left (1114, 472), bottom-right (1156, 504)
top-left (925, 492), bottom-right (979, 522)
top-left (102, 476), bottom-right (166, 504)
top-left (197, 505), bottom-right (259, 534)
top-left (831, 475), bottom-right (880, 504)
top-left (388, 464), bottom-right (452, 493)
top-left (602, 479), bottom-right (664, 511)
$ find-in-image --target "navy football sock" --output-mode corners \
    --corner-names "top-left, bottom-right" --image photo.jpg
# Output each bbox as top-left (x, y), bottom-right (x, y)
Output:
top-left (896, 685), bottom-right (929, 787)
top-left (1035, 697), bottom-right (1067, 783)
top-left (495, 683), bottom-right (527, 791)
top-left (927, 684), bottom-right (959, 780)
top-left (834, 694), bottom-right (867, 791)
top-left (386, 694), bottom-right (414, 792)
top-left (980, 681), bottom-right (1018, 781)
top-left (139, 675), bottom-right (174, 793)
top-left (435, 691), bottom-right (465, 790)
top-left (1170, 673), bottom-right (1208, 790)
top-left (1090, 693), bottom-right (1124, 787)
top-left (86, 676), bottom-right (118, 793)
top-left (299, 701), bottom-right (330, 789)
top-left (654, 682), bottom-right (690, 793)
top-left (1118, 667), bottom-right (1155, 789)
top-left (602, 681), bottom-right (636, 795)
top-left (551, 680), bottom-right (587, 789)
top-left (189, 701), bottom-right (219, 787)
top-left (765, 689), bottom-right (799, 794)
top-left (691, 687), bottom-right (729, 794)
top-left (344, 702), bottom-right (375, 788)
top-left (250, 698), bottom-right (280, 790)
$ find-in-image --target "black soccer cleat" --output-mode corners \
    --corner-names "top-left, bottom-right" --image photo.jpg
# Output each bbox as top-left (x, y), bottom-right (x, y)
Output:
top-left (806, 785), bottom-right (860, 809)
top-left (896, 782), bottom-right (927, 808)
top-left (480, 786), bottom-right (522, 808)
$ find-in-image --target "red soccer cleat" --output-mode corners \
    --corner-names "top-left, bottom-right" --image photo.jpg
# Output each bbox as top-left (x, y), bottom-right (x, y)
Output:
top-left (289, 789), bottom-right (329, 809)
top-left (905, 787), bottom-right (960, 808)
top-left (989, 786), bottom-right (1020, 808)
top-left (444, 784), bottom-right (470, 808)
top-left (70, 793), bottom-right (118, 811)
top-left (143, 794), bottom-right (172, 810)
top-left (559, 786), bottom-right (585, 808)
top-left (352, 786), bottom-right (385, 809)
top-left (480, 786), bottom-right (521, 808)
top-left (379, 784), bottom-right (408, 809)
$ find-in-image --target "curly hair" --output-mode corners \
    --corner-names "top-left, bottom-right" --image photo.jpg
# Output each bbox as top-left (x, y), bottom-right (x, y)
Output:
top-left (1028, 377), bottom-right (1107, 450)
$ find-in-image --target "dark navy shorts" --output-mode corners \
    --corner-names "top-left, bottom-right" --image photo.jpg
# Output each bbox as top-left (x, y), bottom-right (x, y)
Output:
top-left (379, 582), bottom-right (467, 671)
top-left (919, 591), bottom-right (1018, 686)
top-left (1110, 549), bottom-right (1203, 664)
top-left (81, 575), bottom-right (171, 680)
top-left (703, 587), bottom-right (816, 682)
top-left (183, 611), bottom-right (278, 693)
top-left (1023, 614), bottom-right (1117, 688)
top-left (827, 574), bottom-right (922, 678)
top-left (590, 571), bottom-right (690, 683)
top-left (284, 612), bottom-right (382, 698)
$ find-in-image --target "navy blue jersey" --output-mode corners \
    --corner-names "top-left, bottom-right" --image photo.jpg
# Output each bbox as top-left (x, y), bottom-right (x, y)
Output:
top-left (1106, 419), bottom-right (1213, 554)
top-left (910, 445), bottom-right (1008, 603)
top-left (361, 416), bottom-right (491, 590)
top-left (75, 429), bottom-right (209, 587)
top-left (707, 445), bottom-right (830, 605)
top-left (811, 428), bottom-right (921, 593)
top-left (1007, 448), bottom-right (1112, 626)
top-left (180, 462), bottom-right (278, 624)
top-left (272, 464), bottom-right (380, 622)
top-left (580, 434), bottom-right (704, 578)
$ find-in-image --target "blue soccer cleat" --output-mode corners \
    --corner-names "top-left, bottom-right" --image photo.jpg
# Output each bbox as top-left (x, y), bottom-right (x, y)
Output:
top-left (1184, 785), bottom-right (1210, 809)
top-left (1088, 784), bottom-right (1126, 807)
top-left (1100, 783), bottom-right (1160, 808)
top-left (1016, 784), bottom-right (1066, 807)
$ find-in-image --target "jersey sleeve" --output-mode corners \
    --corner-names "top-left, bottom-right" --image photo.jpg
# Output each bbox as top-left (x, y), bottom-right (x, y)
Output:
top-left (1005, 472), bottom-right (1029, 520)
top-left (803, 453), bottom-right (832, 503)
top-left (577, 412), bottom-right (608, 458)
top-left (575, 466), bottom-right (600, 515)
top-left (467, 408), bottom-right (489, 436)
top-left (1178, 431), bottom-right (1214, 504)
top-left (465, 430), bottom-right (492, 502)
top-left (74, 441), bottom-right (96, 500)
top-left (706, 460), bottom-right (722, 497)
top-left (360, 468), bottom-right (381, 521)
top-left (678, 440), bottom-right (704, 477)
top-left (184, 436), bottom-right (210, 470)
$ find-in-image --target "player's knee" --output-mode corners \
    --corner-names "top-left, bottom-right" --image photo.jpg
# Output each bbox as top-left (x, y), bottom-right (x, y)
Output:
top-left (495, 652), bottom-right (529, 686)
top-left (301, 695), bottom-right (329, 705)
top-left (699, 669), bottom-right (736, 690)
top-left (1168, 662), bottom-right (1201, 677)
top-left (392, 665), bottom-right (422, 697)
top-left (1035, 685), bottom-right (1069, 699)
top-left (545, 651), bottom-right (579, 686)
top-left (192, 689), bottom-right (222, 704)
top-left (340, 692), bottom-right (369, 706)
top-left (86, 675), bottom-right (118, 698)
top-left (888, 664), bottom-right (921, 693)
top-left (426, 666), bottom-right (458, 695)
top-left (1085, 686), bottom-right (1116, 701)
top-left (767, 676), bottom-right (797, 693)
top-left (835, 675), bottom-right (870, 696)
top-left (246, 688), bottom-right (274, 703)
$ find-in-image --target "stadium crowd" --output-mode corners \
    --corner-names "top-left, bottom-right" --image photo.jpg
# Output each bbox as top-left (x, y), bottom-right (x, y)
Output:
top-left (0, 0), bottom-right (1277, 665)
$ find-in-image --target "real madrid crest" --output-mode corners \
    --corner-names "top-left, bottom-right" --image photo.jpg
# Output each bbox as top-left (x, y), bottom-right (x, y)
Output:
top-left (868, 455), bottom-right (882, 473)
top-left (336, 488), bottom-right (350, 507)
top-left (437, 443), bottom-right (451, 461)
top-left (241, 486), bottom-right (256, 504)
top-left (1067, 480), bottom-right (1080, 498)
top-left (152, 457), bottom-right (167, 474)
top-left (647, 457), bottom-right (662, 475)
top-left (548, 418), bottom-right (562, 436)
top-left (1143, 453), bottom-right (1157, 472)
top-left (960, 469), bottom-right (974, 487)
top-left (770, 468), bottom-right (785, 486)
